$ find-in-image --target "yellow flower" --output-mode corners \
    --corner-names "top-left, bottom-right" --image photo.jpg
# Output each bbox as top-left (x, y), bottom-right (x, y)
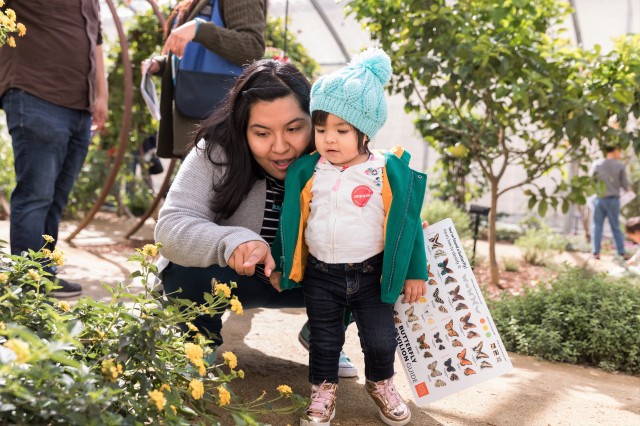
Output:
top-left (170, 405), bottom-right (177, 414)
top-left (16, 22), bottom-right (25, 36)
top-left (186, 322), bottom-right (199, 332)
top-left (184, 342), bottom-right (203, 364)
top-left (58, 301), bottom-right (71, 312)
top-left (217, 385), bottom-right (231, 406)
top-left (27, 269), bottom-right (41, 282)
top-left (7, 36), bottom-right (14, 48)
top-left (0, 1), bottom-right (5, 9)
top-left (189, 379), bottom-right (204, 400)
top-left (141, 244), bottom-right (158, 257)
top-left (230, 297), bottom-right (243, 315)
top-left (222, 351), bottom-right (237, 369)
top-left (237, 369), bottom-right (245, 379)
top-left (214, 283), bottom-right (231, 298)
top-left (42, 234), bottom-right (54, 244)
top-left (148, 389), bottom-right (166, 411)
top-left (49, 249), bottom-right (65, 266)
top-left (101, 359), bottom-right (123, 382)
top-left (160, 384), bottom-right (171, 392)
top-left (277, 384), bottom-right (293, 396)
top-left (4, 339), bottom-right (30, 363)
top-left (5, 8), bottom-right (15, 22)
top-left (0, 272), bottom-right (9, 284)
top-left (42, 248), bottom-right (51, 257)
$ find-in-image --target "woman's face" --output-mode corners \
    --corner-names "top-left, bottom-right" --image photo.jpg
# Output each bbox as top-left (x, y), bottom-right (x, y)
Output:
top-left (246, 95), bottom-right (312, 180)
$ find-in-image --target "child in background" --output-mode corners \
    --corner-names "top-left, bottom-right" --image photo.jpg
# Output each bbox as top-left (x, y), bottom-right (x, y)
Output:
top-left (270, 48), bottom-right (427, 426)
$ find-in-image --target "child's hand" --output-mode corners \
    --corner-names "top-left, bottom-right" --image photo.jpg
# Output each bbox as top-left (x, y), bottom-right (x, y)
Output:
top-left (270, 272), bottom-right (282, 292)
top-left (402, 279), bottom-right (426, 304)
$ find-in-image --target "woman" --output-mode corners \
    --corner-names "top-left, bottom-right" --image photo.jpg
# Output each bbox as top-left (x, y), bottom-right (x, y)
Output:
top-left (146, 0), bottom-right (266, 158)
top-left (154, 59), bottom-right (358, 377)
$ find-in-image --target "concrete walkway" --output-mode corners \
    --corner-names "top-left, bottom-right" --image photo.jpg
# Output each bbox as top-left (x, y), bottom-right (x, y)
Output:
top-left (2, 218), bottom-right (639, 425)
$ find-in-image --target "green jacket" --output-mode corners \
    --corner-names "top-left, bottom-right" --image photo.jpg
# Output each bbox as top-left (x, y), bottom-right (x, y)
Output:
top-left (272, 147), bottom-right (428, 303)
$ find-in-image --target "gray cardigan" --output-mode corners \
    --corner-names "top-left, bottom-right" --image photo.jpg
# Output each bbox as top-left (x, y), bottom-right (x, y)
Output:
top-left (154, 141), bottom-right (267, 270)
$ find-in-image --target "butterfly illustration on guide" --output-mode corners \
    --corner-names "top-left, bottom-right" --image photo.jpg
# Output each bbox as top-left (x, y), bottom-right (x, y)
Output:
top-left (427, 361), bottom-right (443, 377)
top-left (429, 233), bottom-right (444, 248)
top-left (457, 348), bottom-right (472, 366)
top-left (455, 302), bottom-right (469, 311)
top-left (473, 341), bottom-right (490, 359)
top-left (433, 288), bottom-right (445, 304)
top-left (449, 285), bottom-right (465, 302)
top-left (434, 248), bottom-right (447, 258)
top-left (449, 373), bottom-right (459, 381)
top-left (444, 319), bottom-right (459, 337)
top-left (434, 332), bottom-right (443, 344)
top-left (445, 275), bottom-right (457, 285)
top-left (438, 344), bottom-right (446, 350)
top-left (417, 334), bottom-right (430, 350)
top-left (424, 351), bottom-right (433, 358)
top-left (464, 368), bottom-right (476, 376)
top-left (451, 339), bottom-right (463, 347)
top-left (393, 309), bottom-right (401, 324)
top-left (412, 323), bottom-right (423, 331)
top-left (428, 279), bottom-right (438, 286)
top-left (435, 379), bottom-right (447, 387)
top-left (467, 331), bottom-right (481, 339)
top-left (428, 264), bottom-right (434, 278)
top-left (438, 258), bottom-right (454, 275)
top-left (480, 360), bottom-right (493, 369)
top-left (444, 358), bottom-right (456, 373)
top-left (460, 312), bottom-right (477, 330)
top-left (438, 305), bottom-right (448, 313)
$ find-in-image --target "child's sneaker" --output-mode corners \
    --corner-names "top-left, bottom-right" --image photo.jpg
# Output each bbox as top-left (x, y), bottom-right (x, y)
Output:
top-left (364, 377), bottom-right (411, 426)
top-left (300, 382), bottom-right (338, 426)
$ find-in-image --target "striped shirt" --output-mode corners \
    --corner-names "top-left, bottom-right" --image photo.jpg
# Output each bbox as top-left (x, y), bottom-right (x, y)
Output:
top-left (254, 175), bottom-right (285, 283)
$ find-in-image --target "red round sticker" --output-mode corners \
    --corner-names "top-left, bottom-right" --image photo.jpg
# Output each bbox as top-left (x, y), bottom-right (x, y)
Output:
top-left (351, 185), bottom-right (373, 207)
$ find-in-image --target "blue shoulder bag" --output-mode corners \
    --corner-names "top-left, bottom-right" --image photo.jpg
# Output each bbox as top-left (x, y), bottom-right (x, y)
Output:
top-left (173, 0), bottom-right (244, 120)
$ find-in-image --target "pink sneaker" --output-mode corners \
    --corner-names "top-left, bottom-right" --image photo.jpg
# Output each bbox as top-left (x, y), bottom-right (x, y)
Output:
top-left (300, 382), bottom-right (338, 426)
top-left (365, 377), bottom-right (411, 426)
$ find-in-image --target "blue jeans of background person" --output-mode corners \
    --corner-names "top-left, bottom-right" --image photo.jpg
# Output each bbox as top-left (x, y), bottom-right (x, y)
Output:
top-left (303, 252), bottom-right (396, 384)
top-left (592, 196), bottom-right (626, 255)
top-left (1, 89), bottom-right (92, 255)
top-left (161, 262), bottom-right (305, 346)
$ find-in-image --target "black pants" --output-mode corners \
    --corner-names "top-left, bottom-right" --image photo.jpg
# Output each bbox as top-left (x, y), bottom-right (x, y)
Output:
top-left (162, 262), bottom-right (305, 345)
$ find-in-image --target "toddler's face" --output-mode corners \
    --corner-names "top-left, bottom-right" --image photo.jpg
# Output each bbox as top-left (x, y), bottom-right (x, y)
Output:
top-left (314, 113), bottom-right (367, 168)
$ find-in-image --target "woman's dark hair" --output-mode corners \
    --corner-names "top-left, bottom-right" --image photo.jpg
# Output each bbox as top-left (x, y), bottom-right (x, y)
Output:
top-left (194, 59), bottom-right (312, 219)
top-left (311, 110), bottom-right (369, 155)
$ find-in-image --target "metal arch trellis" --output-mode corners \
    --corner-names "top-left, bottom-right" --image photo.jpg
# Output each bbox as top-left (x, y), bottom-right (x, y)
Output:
top-left (66, 0), bottom-right (167, 242)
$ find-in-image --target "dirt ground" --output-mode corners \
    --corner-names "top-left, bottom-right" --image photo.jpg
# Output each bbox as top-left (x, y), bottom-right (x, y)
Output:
top-left (3, 217), bottom-right (639, 425)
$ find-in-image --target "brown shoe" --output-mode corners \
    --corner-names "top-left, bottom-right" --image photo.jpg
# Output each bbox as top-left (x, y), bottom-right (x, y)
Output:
top-left (365, 377), bottom-right (411, 426)
top-left (593, 254), bottom-right (600, 260)
top-left (300, 382), bottom-right (337, 426)
top-left (622, 253), bottom-right (632, 261)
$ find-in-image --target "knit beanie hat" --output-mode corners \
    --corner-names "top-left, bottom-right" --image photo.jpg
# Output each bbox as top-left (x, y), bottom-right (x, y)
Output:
top-left (310, 48), bottom-right (392, 139)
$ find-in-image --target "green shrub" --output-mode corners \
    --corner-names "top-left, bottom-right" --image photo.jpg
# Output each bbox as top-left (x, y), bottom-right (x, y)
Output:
top-left (502, 257), bottom-right (520, 272)
top-left (515, 227), bottom-right (567, 265)
top-left (0, 241), bottom-right (305, 424)
top-left (490, 267), bottom-right (640, 374)
top-left (421, 199), bottom-right (472, 240)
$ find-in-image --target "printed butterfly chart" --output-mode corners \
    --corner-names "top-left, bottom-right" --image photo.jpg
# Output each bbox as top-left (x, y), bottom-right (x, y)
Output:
top-left (393, 218), bottom-right (512, 405)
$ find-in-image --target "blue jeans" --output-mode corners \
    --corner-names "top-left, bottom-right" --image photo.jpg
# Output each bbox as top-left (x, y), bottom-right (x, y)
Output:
top-left (592, 196), bottom-right (626, 255)
top-left (1, 89), bottom-right (92, 255)
top-left (162, 262), bottom-right (305, 346)
top-left (303, 253), bottom-right (396, 384)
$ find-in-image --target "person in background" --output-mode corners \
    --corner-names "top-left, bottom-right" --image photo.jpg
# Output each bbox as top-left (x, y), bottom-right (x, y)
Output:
top-left (143, 0), bottom-right (266, 158)
top-left (154, 58), bottom-right (358, 378)
top-left (590, 145), bottom-right (632, 260)
top-left (0, 0), bottom-right (108, 297)
top-left (270, 48), bottom-right (427, 426)
top-left (624, 217), bottom-right (640, 275)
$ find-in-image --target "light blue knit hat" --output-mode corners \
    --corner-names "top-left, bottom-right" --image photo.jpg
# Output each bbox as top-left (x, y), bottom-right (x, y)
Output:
top-left (310, 47), bottom-right (392, 139)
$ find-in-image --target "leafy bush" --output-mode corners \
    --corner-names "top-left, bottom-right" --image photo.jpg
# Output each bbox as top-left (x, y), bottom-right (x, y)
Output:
top-left (0, 240), bottom-right (305, 424)
top-left (502, 257), bottom-right (520, 272)
top-left (421, 199), bottom-right (472, 240)
top-left (515, 227), bottom-right (567, 265)
top-left (490, 267), bottom-right (640, 374)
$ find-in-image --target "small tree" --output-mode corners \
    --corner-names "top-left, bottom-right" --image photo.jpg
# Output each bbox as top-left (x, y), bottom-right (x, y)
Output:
top-left (346, 0), bottom-right (640, 286)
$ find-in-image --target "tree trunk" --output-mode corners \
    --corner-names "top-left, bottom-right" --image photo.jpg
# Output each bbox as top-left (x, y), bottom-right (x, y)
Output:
top-left (488, 181), bottom-right (504, 289)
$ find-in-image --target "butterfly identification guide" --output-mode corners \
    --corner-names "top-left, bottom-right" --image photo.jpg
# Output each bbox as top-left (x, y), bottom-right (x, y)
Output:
top-left (393, 218), bottom-right (512, 405)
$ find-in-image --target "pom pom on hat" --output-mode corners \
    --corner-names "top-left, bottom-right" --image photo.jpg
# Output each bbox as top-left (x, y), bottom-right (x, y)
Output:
top-left (310, 47), bottom-right (393, 139)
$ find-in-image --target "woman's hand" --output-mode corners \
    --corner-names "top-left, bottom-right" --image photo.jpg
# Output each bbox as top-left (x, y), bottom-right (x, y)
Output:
top-left (162, 19), bottom-right (198, 58)
top-left (269, 272), bottom-right (282, 292)
top-left (402, 279), bottom-right (426, 304)
top-left (142, 58), bottom-right (161, 75)
top-left (228, 241), bottom-right (275, 276)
